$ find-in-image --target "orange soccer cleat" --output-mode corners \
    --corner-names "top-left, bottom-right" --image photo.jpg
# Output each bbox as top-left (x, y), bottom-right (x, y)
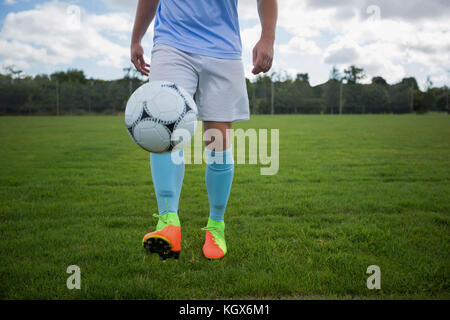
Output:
top-left (143, 212), bottom-right (181, 260)
top-left (202, 218), bottom-right (227, 259)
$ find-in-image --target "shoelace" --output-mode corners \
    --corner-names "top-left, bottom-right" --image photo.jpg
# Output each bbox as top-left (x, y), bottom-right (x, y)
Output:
top-left (201, 226), bottom-right (221, 243)
top-left (152, 200), bottom-right (170, 223)
top-left (153, 213), bottom-right (168, 224)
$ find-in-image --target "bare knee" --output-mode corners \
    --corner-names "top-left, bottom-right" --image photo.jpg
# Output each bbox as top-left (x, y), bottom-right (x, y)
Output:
top-left (203, 121), bottom-right (232, 151)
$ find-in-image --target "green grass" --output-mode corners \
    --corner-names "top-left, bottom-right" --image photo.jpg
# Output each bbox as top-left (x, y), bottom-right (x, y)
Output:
top-left (0, 114), bottom-right (449, 299)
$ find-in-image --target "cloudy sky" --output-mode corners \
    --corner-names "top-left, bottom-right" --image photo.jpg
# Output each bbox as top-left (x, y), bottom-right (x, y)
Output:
top-left (1, 0), bottom-right (449, 89)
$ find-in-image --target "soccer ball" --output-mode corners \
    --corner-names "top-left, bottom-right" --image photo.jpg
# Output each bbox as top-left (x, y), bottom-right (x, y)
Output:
top-left (125, 81), bottom-right (198, 153)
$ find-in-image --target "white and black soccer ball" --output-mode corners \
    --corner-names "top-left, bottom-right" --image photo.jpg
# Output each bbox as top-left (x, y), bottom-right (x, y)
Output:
top-left (125, 81), bottom-right (198, 153)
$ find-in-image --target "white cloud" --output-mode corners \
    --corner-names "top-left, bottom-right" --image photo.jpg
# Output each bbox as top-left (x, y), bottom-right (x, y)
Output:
top-left (0, 1), bottom-right (135, 72)
top-left (278, 37), bottom-right (322, 56)
top-left (0, 39), bottom-right (47, 69)
top-left (320, 14), bottom-right (449, 85)
top-left (240, 24), bottom-right (261, 52)
top-left (306, 0), bottom-right (450, 21)
top-left (238, 0), bottom-right (450, 87)
top-left (103, 0), bottom-right (138, 11)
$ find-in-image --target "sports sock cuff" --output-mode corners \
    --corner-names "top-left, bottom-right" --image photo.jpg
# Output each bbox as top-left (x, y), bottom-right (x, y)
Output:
top-left (205, 145), bottom-right (234, 167)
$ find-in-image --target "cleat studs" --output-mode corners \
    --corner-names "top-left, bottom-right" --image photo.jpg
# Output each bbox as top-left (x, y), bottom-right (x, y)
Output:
top-left (143, 236), bottom-right (178, 261)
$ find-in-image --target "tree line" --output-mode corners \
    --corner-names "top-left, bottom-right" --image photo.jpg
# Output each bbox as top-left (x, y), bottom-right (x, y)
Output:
top-left (0, 65), bottom-right (448, 115)
top-left (248, 66), bottom-right (449, 115)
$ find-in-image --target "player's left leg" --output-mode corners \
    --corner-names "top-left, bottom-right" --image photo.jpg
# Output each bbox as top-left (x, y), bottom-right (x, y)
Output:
top-left (202, 121), bottom-right (233, 259)
top-left (194, 53), bottom-right (250, 259)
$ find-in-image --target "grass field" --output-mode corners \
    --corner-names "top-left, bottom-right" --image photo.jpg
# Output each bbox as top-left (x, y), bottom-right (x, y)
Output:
top-left (0, 114), bottom-right (449, 299)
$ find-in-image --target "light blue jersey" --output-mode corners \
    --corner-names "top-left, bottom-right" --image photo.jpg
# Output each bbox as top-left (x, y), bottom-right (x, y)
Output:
top-left (153, 0), bottom-right (242, 60)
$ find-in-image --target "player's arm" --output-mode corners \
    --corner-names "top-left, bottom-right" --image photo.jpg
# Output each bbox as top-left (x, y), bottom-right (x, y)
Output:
top-left (252, 0), bottom-right (278, 75)
top-left (131, 0), bottom-right (160, 76)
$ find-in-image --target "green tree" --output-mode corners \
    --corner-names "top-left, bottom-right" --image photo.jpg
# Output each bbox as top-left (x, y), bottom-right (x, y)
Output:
top-left (51, 69), bottom-right (87, 84)
top-left (344, 65), bottom-right (366, 84)
top-left (295, 73), bottom-right (309, 83)
top-left (329, 66), bottom-right (341, 81)
top-left (372, 76), bottom-right (388, 86)
top-left (363, 84), bottom-right (390, 113)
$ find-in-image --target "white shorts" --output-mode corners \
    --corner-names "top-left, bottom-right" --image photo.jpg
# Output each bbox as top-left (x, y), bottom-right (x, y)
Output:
top-left (148, 44), bottom-right (250, 122)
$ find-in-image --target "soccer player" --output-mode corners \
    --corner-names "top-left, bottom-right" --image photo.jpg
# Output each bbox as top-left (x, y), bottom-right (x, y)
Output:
top-left (131, 0), bottom-right (277, 260)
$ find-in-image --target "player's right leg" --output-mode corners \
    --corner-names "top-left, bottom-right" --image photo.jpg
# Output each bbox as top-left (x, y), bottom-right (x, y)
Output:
top-left (143, 150), bottom-right (184, 260)
top-left (143, 212), bottom-right (182, 260)
top-left (142, 44), bottom-right (199, 260)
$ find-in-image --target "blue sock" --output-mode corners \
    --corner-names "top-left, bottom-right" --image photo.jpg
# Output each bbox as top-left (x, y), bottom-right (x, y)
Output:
top-left (205, 146), bottom-right (234, 222)
top-left (150, 149), bottom-right (185, 216)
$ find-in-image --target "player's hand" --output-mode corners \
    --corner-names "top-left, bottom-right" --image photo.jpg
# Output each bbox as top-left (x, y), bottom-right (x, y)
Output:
top-left (252, 37), bottom-right (274, 75)
top-left (131, 42), bottom-right (150, 76)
